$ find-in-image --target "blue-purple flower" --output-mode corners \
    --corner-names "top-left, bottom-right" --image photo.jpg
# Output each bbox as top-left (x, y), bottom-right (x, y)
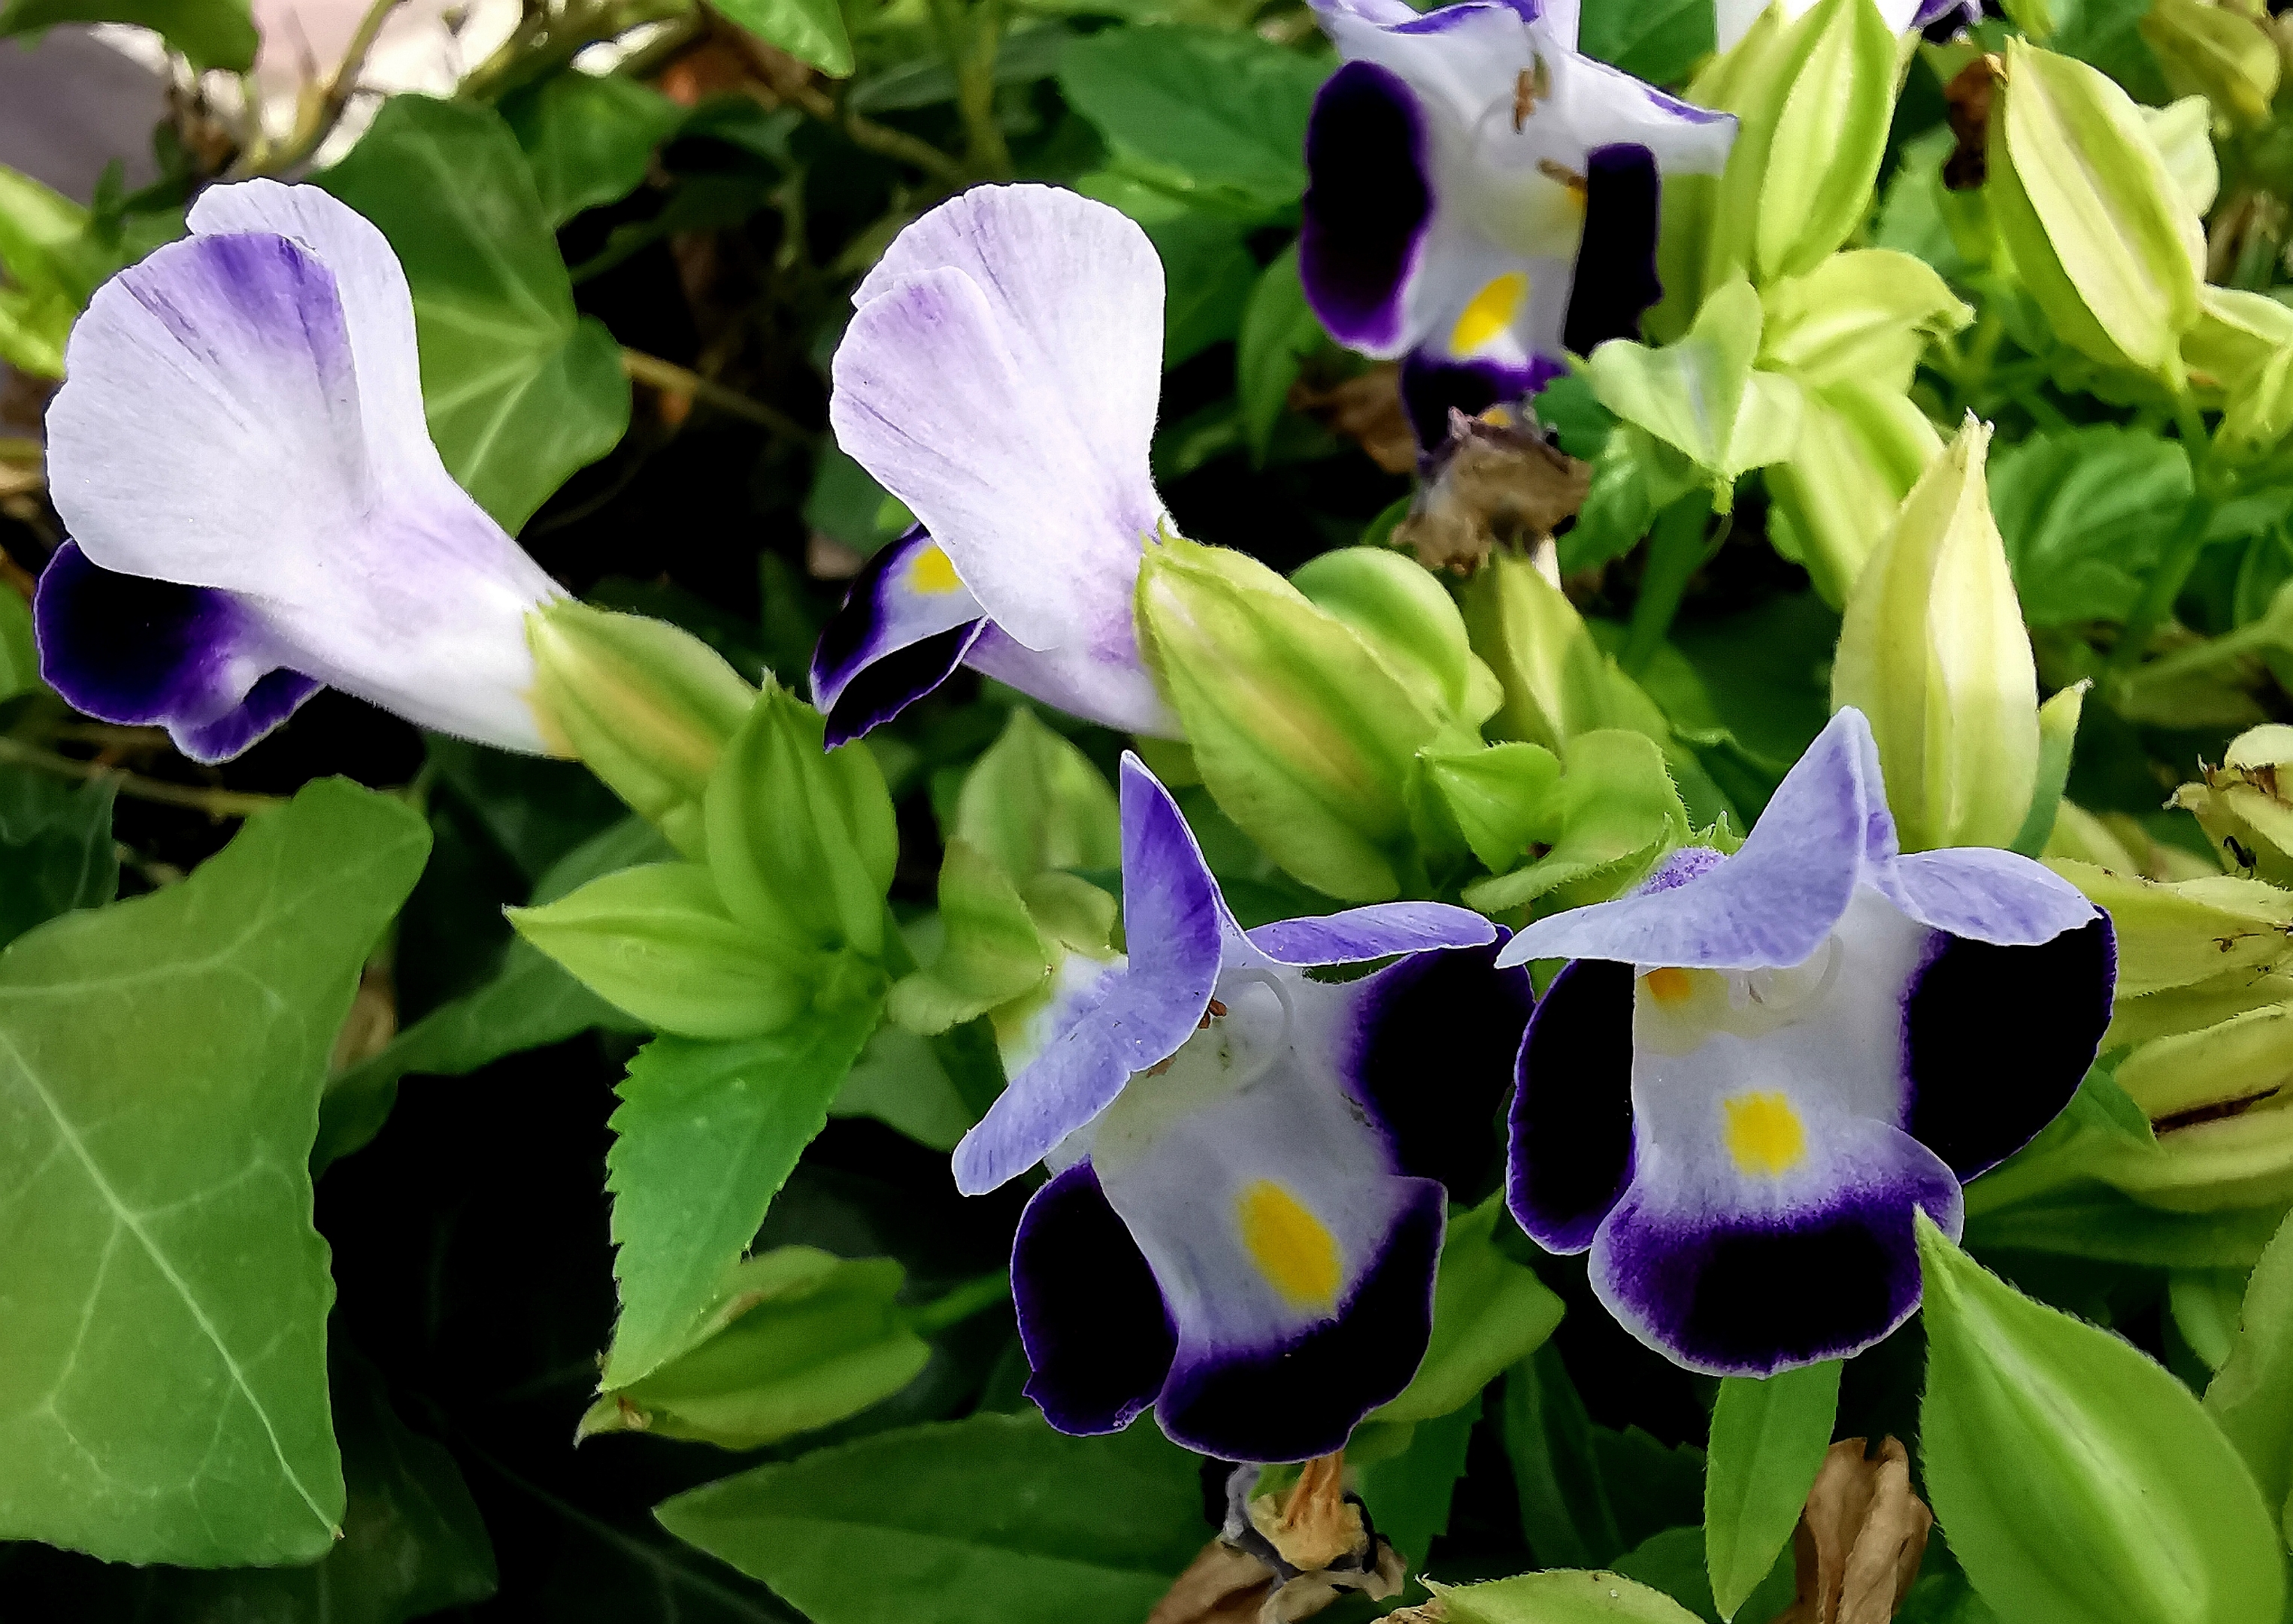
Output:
top-left (1300, 0), bottom-right (1736, 444)
top-left (35, 180), bottom-right (565, 762)
top-left (962, 754), bottom-right (1529, 1462)
top-left (1497, 707), bottom-right (2115, 1375)
top-left (815, 186), bottom-right (1180, 747)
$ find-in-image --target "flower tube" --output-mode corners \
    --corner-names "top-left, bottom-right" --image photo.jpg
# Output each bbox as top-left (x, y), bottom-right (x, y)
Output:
top-left (1498, 707), bottom-right (2116, 1374)
top-left (1299, 0), bottom-right (1736, 442)
top-left (959, 755), bottom-right (1529, 1462)
top-left (816, 184), bottom-right (1180, 745)
top-left (35, 180), bottom-right (566, 762)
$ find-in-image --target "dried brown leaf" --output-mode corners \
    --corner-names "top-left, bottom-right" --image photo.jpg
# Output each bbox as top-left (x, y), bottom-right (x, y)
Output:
top-left (1773, 1437), bottom-right (1933, 1624)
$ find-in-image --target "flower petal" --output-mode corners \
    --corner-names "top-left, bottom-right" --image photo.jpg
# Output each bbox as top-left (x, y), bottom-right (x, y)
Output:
top-left (950, 753), bottom-right (1222, 1193)
top-left (1012, 1159), bottom-right (1177, 1435)
top-left (1561, 141), bottom-right (1662, 356)
top-left (1508, 958), bottom-right (1636, 1252)
top-left (1244, 901), bottom-right (1496, 967)
top-left (811, 525), bottom-right (986, 743)
top-left (831, 185), bottom-right (1167, 656)
top-left (963, 620), bottom-right (1177, 738)
top-left (1873, 846), bottom-right (2100, 947)
top-left (1904, 916), bottom-right (2116, 1178)
top-left (1499, 708), bottom-right (1892, 971)
top-left (1590, 1112), bottom-right (1963, 1375)
top-left (820, 623), bottom-right (983, 748)
top-left (34, 541), bottom-right (318, 763)
top-left (1345, 936), bottom-right (1533, 1192)
top-left (1301, 62), bottom-right (1434, 355)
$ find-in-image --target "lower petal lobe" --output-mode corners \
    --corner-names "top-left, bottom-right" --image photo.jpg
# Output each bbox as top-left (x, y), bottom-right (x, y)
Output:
top-left (1301, 62), bottom-right (1433, 354)
top-left (811, 526), bottom-right (986, 744)
top-left (1508, 959), bottom-right (1636, 1253)
top-left (1905, 915), bottom-right (2116, 1178)
top-left (1346, 938), bottom-right (1533, 1196)
top-left (34, 541), bottom-right (318, 764)
top-left (1561, 143), bottom-right (1662, 358)
top-left (1012, 1161), bottom-right (1177, 1435)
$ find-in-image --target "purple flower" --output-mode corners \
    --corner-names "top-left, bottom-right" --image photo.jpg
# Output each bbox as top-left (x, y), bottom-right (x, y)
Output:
top-left (1497, 707), bottom-right (2116, 1375)
top-left (35, 180), bottom-right (564, 762)
top-left (1300, 0), bottom-right (1734, 433)
top-left (962, 755), bottom-right (1529, 1462)
top-left (816, 185), bottom-right (1180, 746)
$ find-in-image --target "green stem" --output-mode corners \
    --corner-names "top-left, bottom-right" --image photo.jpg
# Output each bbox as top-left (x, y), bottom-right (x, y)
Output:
top-left (0, 736), bottom-right (286, 819)
top-left (906, 1270), bottom-right (1011, 1335)
top-left (619, 347), bottom-right (812, 441)
top-left (929, 0), bottom-right (1010, 177)
top-left (1622, 489), bottom-right (1713, 675)
top-left (2117, 615), bottom-right (2282, 693)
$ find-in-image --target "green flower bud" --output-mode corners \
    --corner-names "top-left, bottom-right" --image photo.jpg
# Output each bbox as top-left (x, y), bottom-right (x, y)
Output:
top-left (507, 862), bottom-right (817, 1040)
top-left (2141, 0), bottom-right (2281, 129)
top-left (1419, 741), bottom-right (1564, 875)
top-left (2185, 289), bottom-right (2293, 459)
top-left (1291, 547), bottom-right (1503, 730)
top-left (1987, 39), bottom-right (2207, 386)
top-left (2144, 96), bottom-right (2224, 216)
top-left (2170, 723), bottom-right (2293, 882)
top-left (1461, 552), bottom-right (1617, 754)
top-left (1831, 417), bottom-right (2040, 852)
top-left (2095, 1092), bottom-right (2293, 1213)
top-left (1134, 535), bottom-right (1443, 901)
top-left (1758, 250), bottom-right (1973, 395)
top-left (527, 598), bottom-right (758, 856)
top-left (1458, 731), bottom-right (1689, 915)
top-left (1585, 280), bottom-right (1804, 496)
top-left (2053, 859), bottom-right (2293, 995)
top-left (1763, 380), bottom-right (1944, 608)
top-left (1916, 1213), bottom-right (2288, 1624)
top-left (886, 840), bottom-right (1053, 1037)
top-left (703, 683), bottom-right (898, 962)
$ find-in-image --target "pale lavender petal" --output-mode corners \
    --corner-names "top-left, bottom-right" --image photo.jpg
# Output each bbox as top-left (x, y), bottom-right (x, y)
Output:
top-left (1245, 902), bottom-right (1494, 967)
top-left (1874, 847), bottom-right (2099, 947)
top-left (832, 186), bottom-right (1167, 656)
top-left (962, 620), bottom-right (1177, 738)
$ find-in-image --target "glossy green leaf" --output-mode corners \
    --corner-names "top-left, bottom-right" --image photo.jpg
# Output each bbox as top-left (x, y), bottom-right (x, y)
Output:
top-left (1426, 1569), bottom-right (1707, 1623)
top-left (601, 984), bottom-right (886, 1388)
top-left (1703, 1360), bottom-right (1840, 1619)
top-left (716, 0), bottom-right (853, 77)
top-left (1616, 1525), bottom-right (1797, 1624)
top-left (1359, 1395), bottom-right (1482, 1583)
top-left (653, 1410), bottom-right (1210, 1624)
top-left (503, 70), bottom-right (686, 227)
top-left (1059, 26), bottom-right (1328, 211)
top-left (1989, 426), bottom-right (2191, 627)
top-left (1586, 281), bottom-right (1802, 490)
top-left (1503, 1344), bottom-right (1627, 1569)
top-left (1374, 1194), bottom-right (1565, 1426)
top-left (1916, 1211), bottom-right (2287, 1624)
top-left (1580, 0), bottom-right (1712, 83)
top-left (320, 95), bottom-right (630, 532)
top-left (2205, 1207), bottom-right (2293, 1535)
top-left (0, 780), bottom-right (429, 1564)
top-left (0, 0), bottom-right (253, 71)
top-left (1234, 245), bottom-right (1324, 464)
top-left (0, 769), bottom-right (114, 949)
top-left (584, 1248), bottom-right (928, 1449)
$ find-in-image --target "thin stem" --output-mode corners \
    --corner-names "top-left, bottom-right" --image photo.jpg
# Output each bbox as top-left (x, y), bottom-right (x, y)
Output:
top-left (930, 0), bottom-right (1010, 177)
top-left (713, 24), bottom-right (965, 183)
top-left (619, 348), bottom-right (812, 441)
top-left (1622, 489), bottom-right (1714, 675)
top-left (2117, 616), bottom-right (2282, 695)
top-left (905, 1270), bottom-right (1011, 1335)
top-left (0, 737), bottom-right (286, 819)
top-left (229, 0), bottom-right (409, 177)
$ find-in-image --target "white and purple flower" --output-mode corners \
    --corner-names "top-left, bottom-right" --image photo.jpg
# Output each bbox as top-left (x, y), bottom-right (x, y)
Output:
top-left (1299, 0), bottom-right (1737, 445)
top-left (962, 755), bottom-right (1530, 1462)
top-left (1498, 707), bottom-right (2116, 1375)
top-left (815, 185), bottom-right (1179, 747)
top-left (35, 180), bottom-right (564, 762)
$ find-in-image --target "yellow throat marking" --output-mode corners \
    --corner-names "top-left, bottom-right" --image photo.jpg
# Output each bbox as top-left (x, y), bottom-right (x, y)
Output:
top-left (1449, 272), bottom-right (1528, 357)
top-left (1722, 1092), bottom-right (1807, 1178)
top-left (1641, 966), bottom-right (1698, 1006)
top-left (907, 543), bottom-right (965, 595)
top-left (1237, 1180), bottom-right (1343, 1310)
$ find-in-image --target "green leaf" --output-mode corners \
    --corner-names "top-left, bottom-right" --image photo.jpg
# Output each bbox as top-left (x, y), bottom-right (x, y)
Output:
top-left (888, 841), bottom-right (1053, 1036)
top-left (318, 815), bottom-right (665, 1168)
top-left (1462, 731), bottom-right (1686, 913)
top-left (653, 1410), bottom-right (1210, 1624)
top-left (1359, 1395), bottom-right (1482, 1582)
top-left (1374, 1194), bottom-right (1565, 1426)
top-left (952, 706), bottom-right (1121, 883)
top-left (584, 1247), bottom-right (928, 1449)
top-left (1580, 0), bottom-right (1713, 83)
top-left (320, 95), bottom-right (630, 532)
top-left (0, 585), bottom-right (38, 700)
top-left (1502, 1344), bottom-right (1628, 1569)
top-left (1425, 1569), bottom-right (1707, 1623)
top-left (1703, 1360), bottom-right (1840, 1620)
top-left (0, 779), bottom-right (430, 1565)
top-left (0, 0), bottom-right (254, 71)
top-left (0, 768), bottom-right (114, 949)
top-left (1059, 26), bottom-right (1328, 212)
top-left (1235, 244), bottom-right (1325, 465)
top-left (502, 71), bottom-right (686, 228)
top-left (1615, 1525), bottom-right (1797, 1624)
top-left (2205, 1207), bottom-right (2293, 1533)
top-left (1916, 1210), bottom-right (2287, 1624)
top-left (831, 1020), bottom-right (973, 1150)
top-left (1988, 426), bottom-right (2191, 626)
top-left (602, 987), bottom-right (886, 1388)
top-left (715, 0), bottom-right (853, 77)
top-left (1422, 741), bottom-right (1566, 875)
top-left (1586, 281), bottom-right (1802, 491)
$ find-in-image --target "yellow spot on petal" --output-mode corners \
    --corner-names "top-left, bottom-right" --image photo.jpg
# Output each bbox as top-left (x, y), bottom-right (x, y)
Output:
top-left (1642, 966), bottom-right (1698, 1006)
top-left (906, 543), bottom-right (965, 596)
top-left (1449, 272), bottom-right (1528, 357)
top-left (1237, 1180), bottom-right (1343, 1310)
top-left (1723, 1092), bottom-right (1807, 1178)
